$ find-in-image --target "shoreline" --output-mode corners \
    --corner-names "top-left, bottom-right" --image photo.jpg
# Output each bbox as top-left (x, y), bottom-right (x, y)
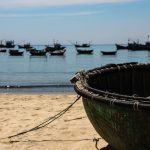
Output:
top-left (0, 86), bottom-right (74, 94)
top-left (0, 92), bottom-right (107, 150)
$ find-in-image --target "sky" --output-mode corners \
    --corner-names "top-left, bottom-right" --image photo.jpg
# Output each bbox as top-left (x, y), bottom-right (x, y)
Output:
top-left (0, 0), bottom-right (150, 44)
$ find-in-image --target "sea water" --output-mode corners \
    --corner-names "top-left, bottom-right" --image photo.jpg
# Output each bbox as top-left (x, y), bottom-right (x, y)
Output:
top-left (0, 44), bottom-right (150, 93)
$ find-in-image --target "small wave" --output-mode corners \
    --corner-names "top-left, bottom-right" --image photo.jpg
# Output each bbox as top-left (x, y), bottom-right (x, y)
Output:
top-left (0, 84), bottom-right (73, 89)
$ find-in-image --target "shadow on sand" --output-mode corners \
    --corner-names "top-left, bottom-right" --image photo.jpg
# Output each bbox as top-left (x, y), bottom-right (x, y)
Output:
top-left (100, 145), bottom-right (116, 150)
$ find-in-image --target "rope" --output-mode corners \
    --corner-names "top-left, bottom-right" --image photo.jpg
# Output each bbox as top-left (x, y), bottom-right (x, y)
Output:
top-left (93, 138), bottom-right (101, 150)
top-left (133, 101), bottom-right (139, 111)
top-left (9, 138), bottom-right (102, 143)
top-left (110, 98), bottom-right (117, 106)
top-left (0, 95), bottom-right (81, 140)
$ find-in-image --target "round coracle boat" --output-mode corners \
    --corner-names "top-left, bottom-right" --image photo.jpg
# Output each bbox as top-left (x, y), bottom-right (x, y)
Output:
top-left (71, 62), bottom-right (150, 150)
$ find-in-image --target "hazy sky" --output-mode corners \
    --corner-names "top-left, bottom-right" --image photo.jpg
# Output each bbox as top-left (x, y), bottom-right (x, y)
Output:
top-left (0, 0), bottom-right (149, 44)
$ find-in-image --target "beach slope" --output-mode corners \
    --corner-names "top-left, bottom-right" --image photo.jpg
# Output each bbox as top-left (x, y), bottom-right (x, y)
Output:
top-left (0, 93), bottom-right (107, 150)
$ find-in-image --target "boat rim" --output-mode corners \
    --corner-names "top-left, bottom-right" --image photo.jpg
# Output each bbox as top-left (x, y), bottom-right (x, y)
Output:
top-left (71, 62), bottom-right (150, 110)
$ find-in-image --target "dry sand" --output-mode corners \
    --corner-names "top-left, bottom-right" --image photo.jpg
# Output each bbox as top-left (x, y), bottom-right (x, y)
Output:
top-left (0, 93), bottom-right (107, 150)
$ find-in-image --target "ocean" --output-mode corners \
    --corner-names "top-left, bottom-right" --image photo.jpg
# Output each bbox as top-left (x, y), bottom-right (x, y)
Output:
top-left (0, 44), bottom-right (150, 93)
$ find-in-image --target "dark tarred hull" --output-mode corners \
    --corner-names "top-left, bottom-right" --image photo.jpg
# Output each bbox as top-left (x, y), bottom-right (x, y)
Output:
top-left (0, 49), bottom-right (7, 52)
top-left (18, 44), bottom-right (32, 49)
top-left (50, 49), bottom-right (66, 55)
top-left (75, 44), bottom-right (90, 48)
top-left (101, 51), bottom-right (117, 55)
top-left (115, 43), bottom-right (150, 50)
top-left (71, 62), bottom-right (150, 150)
top-left (76, 49), bottom-right (93, 54)
top-left (115, 44), bottom-right (127, 50)
top-left (30, 50), bottom-right (47, 56)
top-left (9, 50), bottom-right (23, 56)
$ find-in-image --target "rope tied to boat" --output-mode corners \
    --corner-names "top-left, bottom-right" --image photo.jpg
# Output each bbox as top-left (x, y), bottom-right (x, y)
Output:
top-left (93, 138), bottom-right (101, 150)
top-left (110, 98), bottom-right (117, 106)
top-left (0, 95), bottom-right (81, 141)
top-left (70, 70), bottom-right (86, 84)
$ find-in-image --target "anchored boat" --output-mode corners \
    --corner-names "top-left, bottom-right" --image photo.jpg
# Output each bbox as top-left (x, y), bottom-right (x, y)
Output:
top-left (50, 49), bottom-right (66, 56)
top-left (0, 40), bottom-right (15, 48)
top-left (45, 42), bottom-right (65, 52)
top-left (18, 43), bottom-right (32, 49)
top-left (115, 44), bottom-right (127, 50)
top-left (76, 48), bottom-right (93, 54)
top-left (74, 42), bottom-right (91, 48)
top-left (29, 50), bottom-right (47, 56)
top-left (101, 50), bottom-right (117, 55)
top-left (71, 62), bottom-right (150, 150)
top-left (9, 49), bottom-right (24, 56)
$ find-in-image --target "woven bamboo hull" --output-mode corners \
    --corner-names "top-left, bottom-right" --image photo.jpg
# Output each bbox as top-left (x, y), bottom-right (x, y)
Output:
top-left (71, 62), bottom-right (150, 150)
top-left (82, 97), bottom-right (150, 150)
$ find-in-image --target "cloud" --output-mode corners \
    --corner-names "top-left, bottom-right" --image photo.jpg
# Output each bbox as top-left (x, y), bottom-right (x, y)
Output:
top-left (0, 11), bottom-right (104, 18)
top-left (0, 0), bottom-right (138, 8)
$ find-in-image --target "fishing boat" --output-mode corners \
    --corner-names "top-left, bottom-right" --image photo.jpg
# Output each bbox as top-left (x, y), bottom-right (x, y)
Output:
top-left (9, 49), bottom-right (24, 56)
top-left (115, 44), bottom-right (127, 50)
top-left (29, 50), bottom-right (47, 56)
top-left (45, 42), bottom-right (65, 52)
top-left (76, 48), bottom-right (93, 54)
top-left (71, 62), bottom-right (150, 150)
top-left (50, 49), bottom-right (66, 56)
top-left (115, 42), bottom-right (146, 50)
top-left (0, 49), bottom-right (7, 52)
top-left (127, 42), bottom-right (147, 50)
top-left (74, 42), bottom-right (91, 48)
top-left (0, 40), bottom-right (15, 48)
top-left (116, 36), bottom-right (150, 50)
top-left (0, 40), bottom-right (5, 48)
top-left (101, 50), bottom-right (117, 55)
top-left (5, 40), bottom-right (15, 48)
top-left (26, 47), bottom-right (36, 51)
top-left (18, 43), bottom-right (32, 49)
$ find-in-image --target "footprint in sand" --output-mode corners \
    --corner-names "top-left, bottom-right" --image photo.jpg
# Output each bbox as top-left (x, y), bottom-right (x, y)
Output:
top-left (34, 107), bottom-right (41, 110)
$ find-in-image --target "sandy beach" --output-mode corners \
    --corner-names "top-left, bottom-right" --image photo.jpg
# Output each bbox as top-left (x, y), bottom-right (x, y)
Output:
top-left (0, 92), bottom-right (107, 150)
